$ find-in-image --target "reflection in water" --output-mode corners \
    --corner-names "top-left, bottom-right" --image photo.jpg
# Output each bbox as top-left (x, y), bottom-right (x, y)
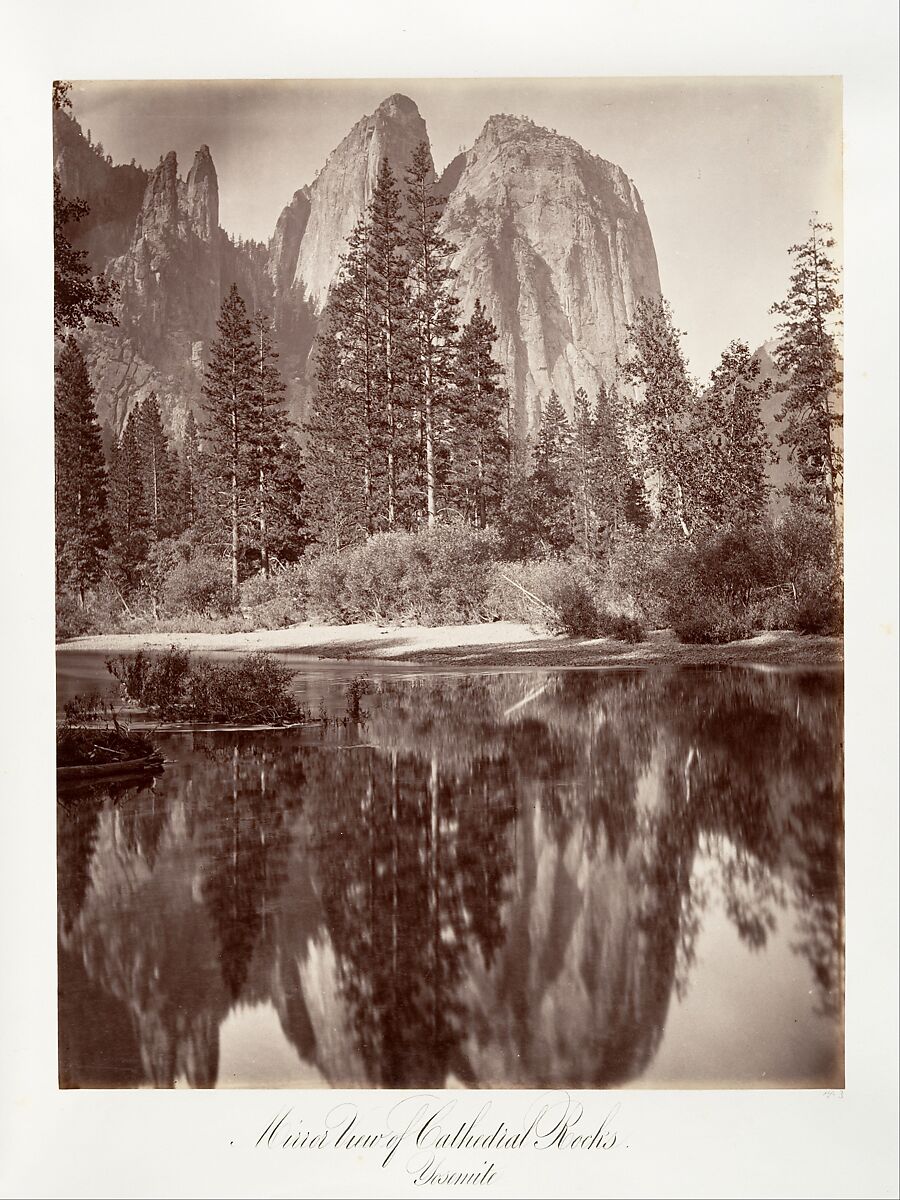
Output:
top-left (57, 667), bottom-right (843, 1089)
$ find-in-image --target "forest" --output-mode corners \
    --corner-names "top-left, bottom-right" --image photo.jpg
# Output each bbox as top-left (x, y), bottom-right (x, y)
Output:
top-left (53, 83), bottom-right (843, 647)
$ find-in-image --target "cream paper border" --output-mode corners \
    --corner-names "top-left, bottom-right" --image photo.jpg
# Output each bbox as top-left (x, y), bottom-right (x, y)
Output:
top-left (1, 2), bottom-right (897, 1196)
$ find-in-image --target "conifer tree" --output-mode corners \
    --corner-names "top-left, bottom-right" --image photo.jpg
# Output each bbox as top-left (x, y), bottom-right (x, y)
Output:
top-left (249, 311), bottom-right (289, 576)
top-left (694, 341), bottom-right (774, 526)
top-left (620, 296), bottom-right (701, 538)
top-left (107, 416), bottom-right (150, 595)
top-left (528, 390), bottom-right (574, 553)
top-left (177, 409), bottom-right (200, 532)
top-left (446, 301), bottom-right (508, 529)
top-left (54, 337), bottom-right (109, 605)
top-left (135, 393), bottom-right (177, 543)
top-left (770, 217), bottom-right (843, 524)
top-left (53, 83), bottom-right (118, 336)
top-left (404, 142), bottom-right (460, 526)
top-left (325, 215), bottom-right (380, 532)
top-left (591, 384), bottom-right (632, 546)
top-left (569, 387), bottom-right (599, 556)
top-left (201, 283), bottom-right (258, 604)
top-left (305, 328), bottom-right (368, 549)
top-left (368, 159), bottom-right (410, 529)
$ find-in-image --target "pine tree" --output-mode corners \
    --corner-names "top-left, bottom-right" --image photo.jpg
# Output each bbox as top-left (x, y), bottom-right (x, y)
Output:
top-left (569, 387), bottom-right (599, 556)
top-left (404, 142), bottom-right (460, 527)
top-left (528, 390), bottom-right (574, 553)
top-left (135, 393), bottom-right (177, 543)
top-left (770, 217), bottom-right (843, 523)
top-left (694, 341), bottom-right (774, 526)
top-left (368, 159), bottom-right (410, 529)
top-left (248, 311), bottom-right (289, 576)
top-left (107, 416), bottom-right (150, 595)
top-left (201, 284), bottom-right (258, 604)
top-left (591, 384), bottom-right (632, 546)
top-left (446, 300), bottom-right (508, 529)
top-left (177, 409), bottom-right (200, 532)
top-left (52, 85), bottom-right (118, 337)
top-left (323, 215), bottom-right (381, 532)
top-left (305, 328), bottom-right (368, 550)
top-left (620, 296), bottom-right (701, 538)
top-left (55, 337), bottom-right (109, 605)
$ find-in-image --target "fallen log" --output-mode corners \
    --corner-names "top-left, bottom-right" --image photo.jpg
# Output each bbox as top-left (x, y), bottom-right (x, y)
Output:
top-left (57, 755), bottom-right (164, 783)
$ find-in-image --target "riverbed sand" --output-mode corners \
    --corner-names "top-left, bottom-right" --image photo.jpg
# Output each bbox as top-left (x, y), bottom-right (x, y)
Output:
top-left (57, 621), bottom-right (842, 668)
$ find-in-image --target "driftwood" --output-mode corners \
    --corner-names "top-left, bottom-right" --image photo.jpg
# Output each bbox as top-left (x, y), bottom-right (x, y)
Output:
top-left (57, 755), bottom-right (164, 783)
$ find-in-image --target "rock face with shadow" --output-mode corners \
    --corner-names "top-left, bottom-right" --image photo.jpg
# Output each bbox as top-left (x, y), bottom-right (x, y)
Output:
top-left (54, 92), bottom-right (661, 442)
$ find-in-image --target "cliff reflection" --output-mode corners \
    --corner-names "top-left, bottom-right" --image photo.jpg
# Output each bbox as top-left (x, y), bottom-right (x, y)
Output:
top-left (57, 667), bottom-right (843, 1089)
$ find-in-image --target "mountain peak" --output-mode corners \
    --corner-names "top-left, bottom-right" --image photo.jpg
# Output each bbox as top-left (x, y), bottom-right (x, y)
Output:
top-left (375, 93), bottom-right (421, 118)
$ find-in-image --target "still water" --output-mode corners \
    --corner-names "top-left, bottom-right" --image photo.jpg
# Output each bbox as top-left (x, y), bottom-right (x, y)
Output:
top-left (57, 653), bottom-right (843, 1090)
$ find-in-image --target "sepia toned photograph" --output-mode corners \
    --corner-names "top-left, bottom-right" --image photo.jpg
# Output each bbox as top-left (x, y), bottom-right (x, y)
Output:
top-left (52, 77), bottom-right (844, 1093)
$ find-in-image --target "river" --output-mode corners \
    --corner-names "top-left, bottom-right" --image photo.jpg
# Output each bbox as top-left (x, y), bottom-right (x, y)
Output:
top-left (56, 650), bottom-right (844, 1090)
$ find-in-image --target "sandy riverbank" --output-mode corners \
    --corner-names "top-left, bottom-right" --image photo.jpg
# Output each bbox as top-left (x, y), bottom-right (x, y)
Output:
top-left (57, 620), bottom-right (843, 668)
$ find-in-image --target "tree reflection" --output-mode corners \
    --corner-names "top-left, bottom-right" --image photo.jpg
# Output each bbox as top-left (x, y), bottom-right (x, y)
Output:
top-left (308, 748), bottom-right (517, 1086)
top-left (57, 666), bottom-right (843, 1089)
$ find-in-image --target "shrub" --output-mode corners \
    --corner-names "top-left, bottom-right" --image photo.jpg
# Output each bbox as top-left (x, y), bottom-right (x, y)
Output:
top-left (106, 648), bottom-right (302, 723)
top-left (487, 558), bottom-right (646, 640)
top-left (669, 595), bottom-right (755, 644)
top-left (56, 595), bottom-right (94, 641)
top-left (162, 555), bottom-right (234, 617)
top-left (604, 613), bottom-right (646, 643)
top-left (301, 523), bottom-right (502, 625)
top-left (303, 550), bottom-right (350, 622)
top-left (542, 575), bottom-right (601, 637)
top-left (241, 565), bottom-right (308, 629)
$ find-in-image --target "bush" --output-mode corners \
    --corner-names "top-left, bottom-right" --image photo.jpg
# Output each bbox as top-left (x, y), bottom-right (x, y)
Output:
top-left (605, 613), bottom-right (646, 643)
top-left (162, 555), bottom-right (234, 617)
top-left (303, 551), bottom-right (349, 622)
top-left (542, 576), bottom-right (602, 637)
top-left (301, 523), bottom-right (502, 625)
top-left (56, 595), bottom-right (94, 641)
top-left (241, 565), bottom-right (308, 629)
top-left (669, 595), bottom-right (755, 644)
top-left (487, 558), bottom-right (645, 640)
top-left (106, 648), bottom-right (303, 723)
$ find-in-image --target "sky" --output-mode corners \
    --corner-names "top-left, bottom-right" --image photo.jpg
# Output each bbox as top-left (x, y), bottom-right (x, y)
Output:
top-left (68, 77), bottom-right (842, 381)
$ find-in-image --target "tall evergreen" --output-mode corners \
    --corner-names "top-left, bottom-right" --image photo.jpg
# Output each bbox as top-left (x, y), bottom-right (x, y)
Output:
top-left (107, 416), bottom-right (150, 595)
top-left (528, 390), bottom-right (574, 553)
top-left (55, 337), bottom-right (109, 604)
top-left (591, 384), bottom-right (632, 546)
top-left (446, 300), bottom-right (507, 529)
top-left (201, 284), bottom-right (257, 604)
top-left (52, 82), bottom-right (118, 336)
top-left (694, 341), bottom-right (774, 526)
top-left (305, 328), bottom-right (368, 550)
top-left (177, 409), bottom-right (200, 532)
top-left (249, 311), bottom-right (289, 576)
top-left (569, 387), bottom-right (599, 556)
top-left (368, 159), bottom-right (410, 529)
top-left (320, 216), bottom-right (380, 532)
top-left (620, 296), bottom-right (701, 538)
top-left (404, 142), bottom-right (459, 527)
top-left (135, 393), bottom-right (177, 543)
top-left (770, 217), bottom-right (843, 523)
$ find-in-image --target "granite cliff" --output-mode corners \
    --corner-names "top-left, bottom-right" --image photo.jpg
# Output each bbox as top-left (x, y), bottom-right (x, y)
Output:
top-left (54, 94), bottom-right (665, 443)
top-left (440, 114), bottom-right (661, 430)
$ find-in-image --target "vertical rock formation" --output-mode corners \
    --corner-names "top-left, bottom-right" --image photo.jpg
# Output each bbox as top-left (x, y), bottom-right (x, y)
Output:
top-left (54, 109), bottom-right (273, 438)
top-left (54, 93), bottom-right (665, 441)
top-left (439, 115), bottom-right (662, 431)
top-left (292, 93), bottom-right (431, 313)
